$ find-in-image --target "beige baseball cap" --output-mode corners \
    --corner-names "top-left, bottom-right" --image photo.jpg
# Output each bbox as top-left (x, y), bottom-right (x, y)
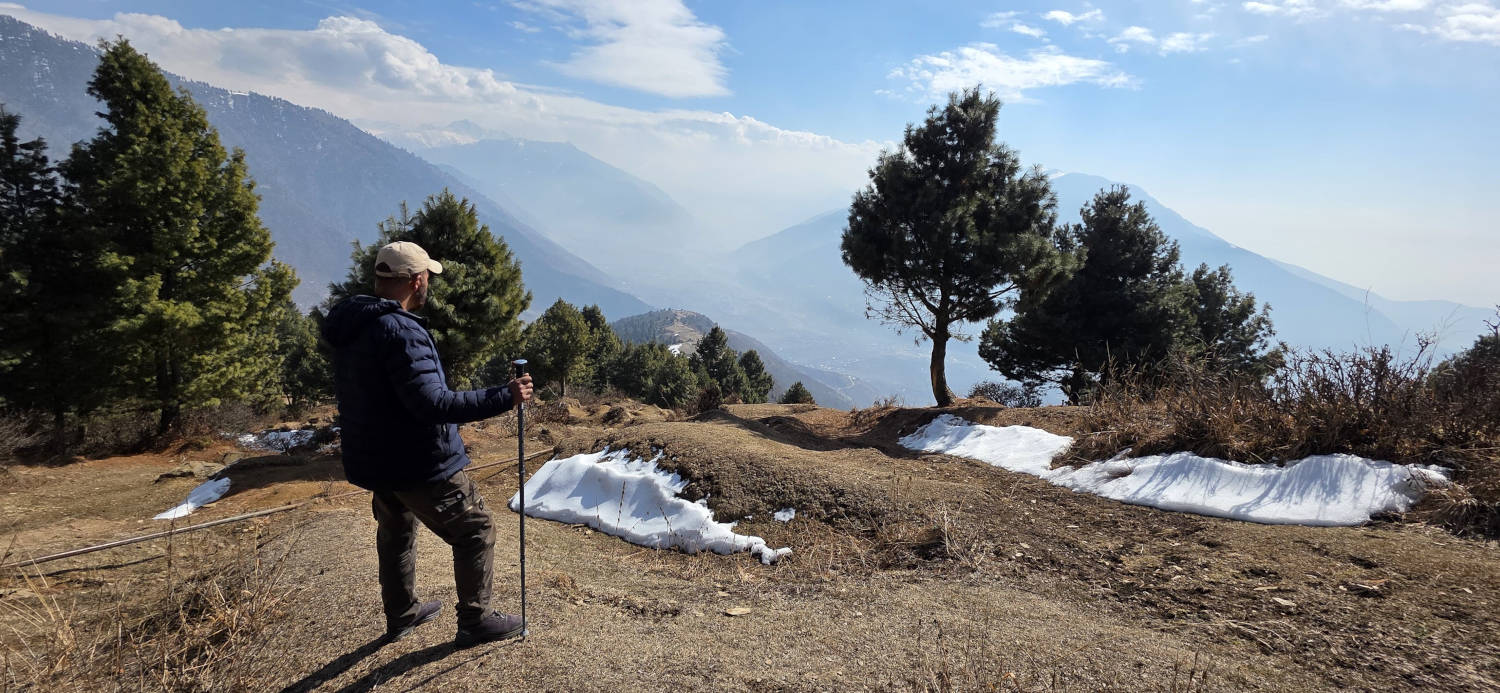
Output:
top-left (374, 241), bottom-right (443, 278)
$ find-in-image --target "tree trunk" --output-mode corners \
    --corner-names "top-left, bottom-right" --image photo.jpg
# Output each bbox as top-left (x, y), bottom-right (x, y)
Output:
top-left (155, 345), bottom-right (179, 437)
top-left (929, 332), bottom-right (955, 407)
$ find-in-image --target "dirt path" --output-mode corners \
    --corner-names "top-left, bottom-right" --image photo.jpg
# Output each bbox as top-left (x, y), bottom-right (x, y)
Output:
top-left (4, 403), bottom-right (1498, 691)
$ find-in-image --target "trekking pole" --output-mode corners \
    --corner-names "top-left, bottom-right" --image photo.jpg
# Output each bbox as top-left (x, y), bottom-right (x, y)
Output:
top-left (512, 359), bottom-right (529, 639)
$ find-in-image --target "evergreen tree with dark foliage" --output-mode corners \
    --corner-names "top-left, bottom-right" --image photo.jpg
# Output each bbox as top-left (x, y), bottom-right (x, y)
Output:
top-left (779, 381), bottom-right (815, 405)
top-left (276, 302), bottom-right (331, 413)
top-left (608, 343), bottom-right (698, 409)
top-left (1183, 263), bottom-right (1279, 376)
top-left (524, 298), bottom-right (590, 397)
top-left (330, 191), bottom-right (530, 389)
top-left (981, 187), bottom-right (1275, 402)
top-left (62, 41), bottom-right (295, 435)
top-left (842, 88), bottom-right (1074, 406)
top-left (692, 326), bottom-right (747, 400)
top-left (0, 105), bottom-right (113, 441)
top-left (580, 304), bottom-right (621, 391)
top-left (738, 350), bottom-right (774, 404)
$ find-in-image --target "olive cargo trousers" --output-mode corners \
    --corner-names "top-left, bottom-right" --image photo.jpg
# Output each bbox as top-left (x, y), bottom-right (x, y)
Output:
top-left (371, 470), bottom-right (495, 629)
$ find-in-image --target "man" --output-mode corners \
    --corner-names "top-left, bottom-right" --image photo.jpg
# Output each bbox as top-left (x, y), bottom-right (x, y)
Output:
top-left (321, 240), bottom-right (533, 647)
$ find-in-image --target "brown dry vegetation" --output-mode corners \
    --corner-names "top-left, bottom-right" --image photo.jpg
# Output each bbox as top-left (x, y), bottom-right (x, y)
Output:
top-left (2, 399), bottom-right (1498, 691)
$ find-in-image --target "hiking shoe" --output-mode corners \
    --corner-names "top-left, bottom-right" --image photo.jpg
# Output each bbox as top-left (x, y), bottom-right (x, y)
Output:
top-left (384, 600), bottom-right (441, 643)
top-left (455, 611), bottom-right (525, 648)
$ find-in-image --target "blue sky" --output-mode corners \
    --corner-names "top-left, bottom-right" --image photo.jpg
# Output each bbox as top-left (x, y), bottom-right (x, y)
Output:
top-left (5, 0), bottom-right (1497, 307)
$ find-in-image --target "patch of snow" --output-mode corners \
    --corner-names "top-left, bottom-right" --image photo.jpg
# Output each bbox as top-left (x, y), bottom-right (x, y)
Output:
top-left (773, 508), bottom-right (796, 522)
top-left (153, 478), bottom-right (231, 520)
top-left (667, 343), bottom-right (686, 356)
top-left (236, 429), bottom-right (316, 452)
top-left (510, 449), bottom-right (791, 564)
top-left (900, 414), bottom-right (1448, 527)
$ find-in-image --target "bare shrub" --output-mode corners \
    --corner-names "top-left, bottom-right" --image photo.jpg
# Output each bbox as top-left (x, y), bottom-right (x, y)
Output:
top-left (4, 528), bottom-right (298, 692)
top-left (0, 411), bottom-right (44, 461)
top-left (1077, 339), bottom-right (1500, 531)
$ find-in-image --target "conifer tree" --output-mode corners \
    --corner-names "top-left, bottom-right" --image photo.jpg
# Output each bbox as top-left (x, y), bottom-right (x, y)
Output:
top-left (1183, 264), bottom-right (1279, 376)
top-left (580, 304), bottom-right (621, 390)
top-left (738, 350), bottom-right (774, 404)
top-left (331, 191), bottom-right (530, 388)
top-left (61, 41), bottom-right (294, 435)
top-left (979, 186), bottom-right (1193, 402)
top-left (842, 88), bottom-right (1075, 406)
top-left (693, 326), bottom-right (746, 399)
top-left (276, 301), bottom-right (332, 413)
top-left (524, 298), bottom-right (590, 397)
top-left (608, 343), bottom-right (697, 409)
top-left (0, 105), bottom-right (112, 440)
top-left (779, 381), bottom-right (815, 405)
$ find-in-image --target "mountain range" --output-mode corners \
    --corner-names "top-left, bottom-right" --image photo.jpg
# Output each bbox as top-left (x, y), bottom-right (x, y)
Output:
top-left (4, 13), bottom-right (1488, 408)
top-left (0, 15), bottom-right (648, 319)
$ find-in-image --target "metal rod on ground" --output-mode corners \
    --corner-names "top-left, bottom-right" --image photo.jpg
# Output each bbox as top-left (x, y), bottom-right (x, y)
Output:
top-left (1, 447), bottom-right (554, 572)
top-left (513, 358), bottom-right (530, 639)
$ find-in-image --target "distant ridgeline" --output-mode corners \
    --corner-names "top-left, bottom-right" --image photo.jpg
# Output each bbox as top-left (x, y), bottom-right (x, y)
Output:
top-left (0, 14), bottom-right (650, 318)
top-left (610, 309), bottom-right (876, 409)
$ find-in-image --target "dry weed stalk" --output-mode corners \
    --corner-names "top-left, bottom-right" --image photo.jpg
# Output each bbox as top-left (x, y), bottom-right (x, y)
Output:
top-left (2, 523), bottom-right (302, 692)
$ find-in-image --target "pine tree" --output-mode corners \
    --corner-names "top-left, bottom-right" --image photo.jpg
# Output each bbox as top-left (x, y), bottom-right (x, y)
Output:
top-left (330, 191), bottom-right (530, 388)
top-left (276, 301), bottom-right (332, 413)
top-left (0, 105), bottom-right (113, 440)
top-left (608, 343), bottom-right (697, 409)
top-left (580, 304), bottom-right (621, 391)
top-left (842, 88), bottom-right (1075, 406)
top-left (738, 350), bottom-right (774, 404)
top-left (693, 326), bottom-right (746, 399)
top-left (979, 186), bottom-right (1192, 402)
top-left (524, 298), bottom-right (590, 397)
top-left (61, 41), bottom-right (294, 435)
top-left (1182, 264), bottom-right (1279, 377)
top-left (779, 381), bottom-right (815, 405)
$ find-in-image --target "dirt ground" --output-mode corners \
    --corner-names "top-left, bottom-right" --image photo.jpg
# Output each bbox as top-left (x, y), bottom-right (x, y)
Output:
top-left (3, 402), bottom-right (1498, 691)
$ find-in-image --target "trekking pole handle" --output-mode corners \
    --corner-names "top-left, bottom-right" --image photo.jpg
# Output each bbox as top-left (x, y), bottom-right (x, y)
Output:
top-left (513, 359), bottom-right (528, 381)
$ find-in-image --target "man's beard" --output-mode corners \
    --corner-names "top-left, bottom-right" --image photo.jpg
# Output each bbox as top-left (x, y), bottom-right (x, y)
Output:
top-left (412, 283), bottom-right (429, 310)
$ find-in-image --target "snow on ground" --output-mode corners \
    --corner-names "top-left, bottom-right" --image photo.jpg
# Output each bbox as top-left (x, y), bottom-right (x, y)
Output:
top-left (154, 478), bottom-right (231, 520)
top-left (901, 414), bottom-right (1448, 527)
top-left (236, 429), bottom-right (317, 452)
top-left (510, 449), bottom-right (792, 564)
top-left (667, 343), bottom-right (686, 356)
top-left (773, 508), bottom-right (796, 522)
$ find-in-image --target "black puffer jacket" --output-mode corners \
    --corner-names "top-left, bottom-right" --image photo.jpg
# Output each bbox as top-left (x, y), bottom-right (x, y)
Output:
top-left (321, 295), bottom-right (514, 490)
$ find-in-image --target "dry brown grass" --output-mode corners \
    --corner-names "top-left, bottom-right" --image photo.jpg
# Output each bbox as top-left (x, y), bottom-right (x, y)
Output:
top-left (2, 525), bottom-right (299, 692)
top-left (1074, 343), bottom-right (1500, 534)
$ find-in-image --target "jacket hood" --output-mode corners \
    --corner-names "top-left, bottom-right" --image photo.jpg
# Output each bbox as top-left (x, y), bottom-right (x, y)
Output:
top-left (322, 295), bottom-right (408, 347)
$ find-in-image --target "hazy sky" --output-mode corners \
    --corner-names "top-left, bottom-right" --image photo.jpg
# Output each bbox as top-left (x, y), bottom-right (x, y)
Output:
top-left (4, 0), bottom-right (1496, 308)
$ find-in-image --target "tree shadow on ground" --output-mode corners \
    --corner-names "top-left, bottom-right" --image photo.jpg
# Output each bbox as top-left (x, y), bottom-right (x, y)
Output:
top-left (216, 453), bottom-right (347, 498)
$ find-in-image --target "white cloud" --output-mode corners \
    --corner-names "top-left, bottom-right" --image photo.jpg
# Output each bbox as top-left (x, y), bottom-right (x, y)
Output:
top-left (980, 10), bottom-right (1022, 28)
top-left (0, 5), bottom-right (882, 242)
top-left (511, 20), bottom-right (541, 33)
top-left (1161, 31), bottom-right (1217, 52)
top-left (1425, 1), bottom-right (1500, 43)
top-left (1043, 9), bottom-right (1105, 25)
top-left (1245, 0), bottom-right (1500, 44)
top-left (1010, 22), bottom-right (1048, 38)
top-left (1108, 25), bottom-right (1157, 51)
top-left (890, 43), bottom-right (1136, 102)
top-left (1242, 0), bottom-right (1321, 16)
top-left (1340, 0), bottom-right (1433, 10)
top-left (514, 0), bottom-right (730, 98)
